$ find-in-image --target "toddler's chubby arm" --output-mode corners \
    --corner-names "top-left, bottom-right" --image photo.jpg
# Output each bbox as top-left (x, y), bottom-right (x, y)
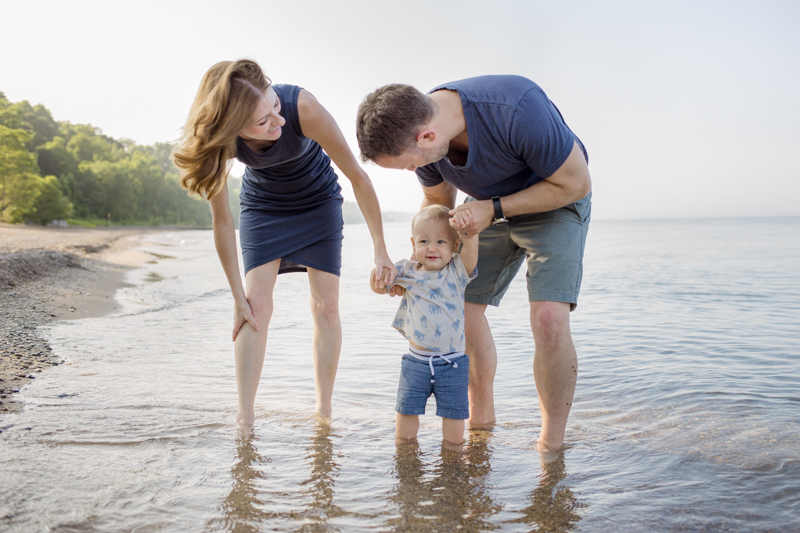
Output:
top-left (459, 232), bottom-right (479, 276)
top-left (449, 208), bottom-right (479, 275)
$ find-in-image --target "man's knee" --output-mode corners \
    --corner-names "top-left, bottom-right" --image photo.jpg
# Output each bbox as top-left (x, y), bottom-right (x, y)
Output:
top-left (465, 302), bottom-right (487, 326)
top-left (530, 301), bottom-right (571, 343)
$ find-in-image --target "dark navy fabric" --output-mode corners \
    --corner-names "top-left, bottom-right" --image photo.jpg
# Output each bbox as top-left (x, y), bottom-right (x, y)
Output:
top-left (235, 84), bottom-right (343, 275)
top-left (415, 75), bottom-right (588, 200)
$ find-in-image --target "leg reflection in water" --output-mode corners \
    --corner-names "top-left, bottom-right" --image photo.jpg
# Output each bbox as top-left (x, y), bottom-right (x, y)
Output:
top-left (508, 450), bottom-right (585, 532)
top-left (298, 422), bottom-right (345, 528)
top-left (208, 423), bottom-right (344, 532)
top-left (208, 428), bottom-right (275, 533)
top-left (386, 431), bottom-right (502, 532)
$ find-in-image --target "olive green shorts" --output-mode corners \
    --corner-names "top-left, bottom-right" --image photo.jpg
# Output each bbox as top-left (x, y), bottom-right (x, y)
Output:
top-left (465, 192), bottom-right (591, 310)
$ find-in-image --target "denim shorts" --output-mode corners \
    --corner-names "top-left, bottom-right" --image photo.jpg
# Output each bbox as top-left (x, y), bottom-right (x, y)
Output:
top-left (395, 353), bottom-right (470, 420)
top-left (465, 192), bottom-right (592, 310)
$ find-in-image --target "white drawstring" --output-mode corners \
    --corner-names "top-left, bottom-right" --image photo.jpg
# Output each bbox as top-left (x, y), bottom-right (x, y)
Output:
top-left (408, 347), bottom-right (464, 383)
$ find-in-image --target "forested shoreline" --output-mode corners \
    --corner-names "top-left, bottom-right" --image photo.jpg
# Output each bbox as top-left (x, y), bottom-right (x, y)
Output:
top-left (0, 91), bottom-right (210, 226)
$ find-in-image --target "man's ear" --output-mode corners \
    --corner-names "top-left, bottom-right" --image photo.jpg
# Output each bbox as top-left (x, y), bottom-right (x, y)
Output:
top-left (415, 128), bottom-right (436, 149)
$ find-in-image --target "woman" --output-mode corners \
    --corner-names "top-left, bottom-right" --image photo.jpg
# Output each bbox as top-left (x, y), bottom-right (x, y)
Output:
top-left (174, 60), bottom-right (396, 425)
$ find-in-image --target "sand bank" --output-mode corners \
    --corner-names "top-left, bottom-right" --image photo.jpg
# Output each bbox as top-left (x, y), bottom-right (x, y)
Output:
top-left (0, 223), bottom-right (182, 415)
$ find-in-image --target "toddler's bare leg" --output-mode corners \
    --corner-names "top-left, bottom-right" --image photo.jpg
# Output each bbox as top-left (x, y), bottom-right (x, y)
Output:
top-left (442, 417), bottom-right (465, 444)
top-left (396, 414), bottom-right (420, 440)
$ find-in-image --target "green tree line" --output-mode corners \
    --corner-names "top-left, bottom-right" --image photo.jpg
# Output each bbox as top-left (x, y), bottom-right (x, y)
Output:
top-left (0, 91), bottom-right (210, 226)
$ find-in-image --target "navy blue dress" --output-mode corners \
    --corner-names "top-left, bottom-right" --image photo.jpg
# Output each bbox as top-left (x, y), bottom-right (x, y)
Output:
top-left (236, 84), bottom-right (344, 276)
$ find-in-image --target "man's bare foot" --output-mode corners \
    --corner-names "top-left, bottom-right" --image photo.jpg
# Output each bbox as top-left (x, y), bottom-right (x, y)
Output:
top-left (467, 420), bottom-right (496, 431)
top-left (537, 439), bottom-right (564, 464)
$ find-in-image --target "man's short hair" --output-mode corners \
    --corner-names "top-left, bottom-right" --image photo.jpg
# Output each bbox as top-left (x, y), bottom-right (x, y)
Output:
top-left (411, 205), bottom-right (457, 240)
top-left (356, 84), bottom-right (434, 162)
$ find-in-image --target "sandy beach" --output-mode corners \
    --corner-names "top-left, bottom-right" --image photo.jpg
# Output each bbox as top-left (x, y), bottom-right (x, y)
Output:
top-left (0, 223), bottom-right (172, 415)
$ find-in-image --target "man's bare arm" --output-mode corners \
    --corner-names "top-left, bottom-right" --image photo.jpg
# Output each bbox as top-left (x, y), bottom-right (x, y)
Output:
top-left (450, 141), bottom-right (591, 235)
top-left (421, 181), bottom-right (458, 209)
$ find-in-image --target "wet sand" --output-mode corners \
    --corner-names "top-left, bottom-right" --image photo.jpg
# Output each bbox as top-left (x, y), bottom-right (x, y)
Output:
top-left (0, 223), bottom-right (174, 415)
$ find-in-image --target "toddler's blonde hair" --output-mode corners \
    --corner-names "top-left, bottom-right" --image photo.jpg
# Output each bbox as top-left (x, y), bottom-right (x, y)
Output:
top-left (411, 205), bottom-right (458, 240)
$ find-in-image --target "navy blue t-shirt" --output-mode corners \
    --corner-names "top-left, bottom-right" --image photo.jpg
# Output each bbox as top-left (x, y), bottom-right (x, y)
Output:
top-left (416, 75), bottom-right (587, 200)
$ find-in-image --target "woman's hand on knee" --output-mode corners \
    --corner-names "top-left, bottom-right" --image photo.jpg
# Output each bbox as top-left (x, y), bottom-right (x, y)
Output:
top-left (232, 299), bottom-right (259, 341)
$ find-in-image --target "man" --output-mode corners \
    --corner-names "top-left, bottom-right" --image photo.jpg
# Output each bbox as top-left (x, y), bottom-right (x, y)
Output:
top-left (356, 76), bottom-right (591, 452)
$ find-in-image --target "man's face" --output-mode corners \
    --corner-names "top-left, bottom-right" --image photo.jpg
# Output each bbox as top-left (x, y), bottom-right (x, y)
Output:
top-left (374, 142), bottom-right (448, 172)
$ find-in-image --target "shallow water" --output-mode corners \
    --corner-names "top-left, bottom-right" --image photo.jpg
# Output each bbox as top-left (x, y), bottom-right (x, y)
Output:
top-left (1, 217), bottom-right (799, 532)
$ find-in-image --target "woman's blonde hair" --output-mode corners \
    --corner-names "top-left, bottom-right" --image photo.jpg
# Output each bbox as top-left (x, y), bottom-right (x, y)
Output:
top-left (173, 60), bottom-right (271, 199)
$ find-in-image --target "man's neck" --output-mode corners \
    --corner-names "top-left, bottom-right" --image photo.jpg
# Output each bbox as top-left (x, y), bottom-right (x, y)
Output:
top-left (429, 90), bottom-right (467, 152)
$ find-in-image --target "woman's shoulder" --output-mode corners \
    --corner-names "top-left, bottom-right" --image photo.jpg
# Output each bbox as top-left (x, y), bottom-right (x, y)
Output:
top-left (274, 83), bottom-right (302, 98)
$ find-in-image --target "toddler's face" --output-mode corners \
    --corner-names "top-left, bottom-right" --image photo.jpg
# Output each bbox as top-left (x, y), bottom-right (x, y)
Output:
top-left (411, 218), bottom-right (459, 271)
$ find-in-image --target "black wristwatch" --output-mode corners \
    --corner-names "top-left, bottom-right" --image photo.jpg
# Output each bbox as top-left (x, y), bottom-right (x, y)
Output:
top-left (491, 196), bottom-right (508, 225)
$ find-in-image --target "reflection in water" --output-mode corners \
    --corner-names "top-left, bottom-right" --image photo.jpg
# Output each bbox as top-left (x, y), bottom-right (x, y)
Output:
top-left (386, 431), bottom-right (502, 532)
top-left (509, 451), bottom-right (584, 532)
top-left (298, 423), bottom-right (345, 531)
top-left (208, 424), bottom-right (343, 532)
top-left (209, 429), bottom-right (275, 532)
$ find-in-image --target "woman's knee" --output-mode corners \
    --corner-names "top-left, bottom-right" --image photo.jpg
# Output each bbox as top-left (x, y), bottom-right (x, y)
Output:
top-left (310, 294), bottom-right (339, 323)
top-left (244, 261), bottom-right (279, 324)
top-left (249, 296), bottom-right (274, 325)
top-left (308, 269), bottom-right (340, 323)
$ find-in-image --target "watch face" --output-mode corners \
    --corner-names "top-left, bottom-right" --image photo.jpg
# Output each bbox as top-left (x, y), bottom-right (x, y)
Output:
top-left (491, 218), bottom-right (508, 225)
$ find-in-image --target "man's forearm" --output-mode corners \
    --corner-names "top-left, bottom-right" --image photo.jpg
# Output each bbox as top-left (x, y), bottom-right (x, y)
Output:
top-left (500, 178), bottom-right (589, 217)
top-left (501, 141), bottom-right (591, 217)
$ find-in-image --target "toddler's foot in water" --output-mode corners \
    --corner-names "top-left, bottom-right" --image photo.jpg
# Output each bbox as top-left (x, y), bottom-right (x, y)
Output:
top-left (442, 438), bottom-right (465, 453)
top-left (395, 435), bottom-right (418, 447)
top-left (315, 412), bottom-right (332, 427)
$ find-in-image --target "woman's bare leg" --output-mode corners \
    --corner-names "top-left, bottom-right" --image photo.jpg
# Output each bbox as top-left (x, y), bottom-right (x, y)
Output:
top-left (307, 268), bottom-right (341, 418)
top-left (235, 260), bottom-right (280, 426)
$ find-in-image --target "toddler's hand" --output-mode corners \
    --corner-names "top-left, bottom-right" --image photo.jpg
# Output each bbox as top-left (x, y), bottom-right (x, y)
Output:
top-left (449, 208), bottom-right (472, 233)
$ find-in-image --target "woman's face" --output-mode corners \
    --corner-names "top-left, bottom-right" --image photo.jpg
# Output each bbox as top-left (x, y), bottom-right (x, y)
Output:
top-left (240, 86), bottom-right (285, 142)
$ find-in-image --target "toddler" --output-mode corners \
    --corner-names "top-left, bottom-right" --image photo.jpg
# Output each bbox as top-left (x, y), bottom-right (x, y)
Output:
top-left (370, 204), bottom-right (478, 444)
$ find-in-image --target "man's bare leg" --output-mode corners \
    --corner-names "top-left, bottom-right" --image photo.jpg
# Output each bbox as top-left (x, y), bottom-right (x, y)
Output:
top-left (530, 301), bottom-right (577, 451)
top-left (307, 268), bottom-right (342, 419)
top-left (464, 302), bottom-right (497, 429)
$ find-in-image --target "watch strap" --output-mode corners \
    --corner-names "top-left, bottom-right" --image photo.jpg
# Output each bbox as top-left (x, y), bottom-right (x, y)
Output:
top-left (492, 196), bottom-right (504, 220)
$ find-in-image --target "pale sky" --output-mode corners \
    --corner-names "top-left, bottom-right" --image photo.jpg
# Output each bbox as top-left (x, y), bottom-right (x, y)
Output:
top-left (1, 0), bottom-right (798, 220)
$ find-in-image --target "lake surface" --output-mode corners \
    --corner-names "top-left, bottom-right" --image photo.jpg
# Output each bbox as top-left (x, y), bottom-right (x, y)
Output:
top-left (1, 217), bottom-right (799, 532)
